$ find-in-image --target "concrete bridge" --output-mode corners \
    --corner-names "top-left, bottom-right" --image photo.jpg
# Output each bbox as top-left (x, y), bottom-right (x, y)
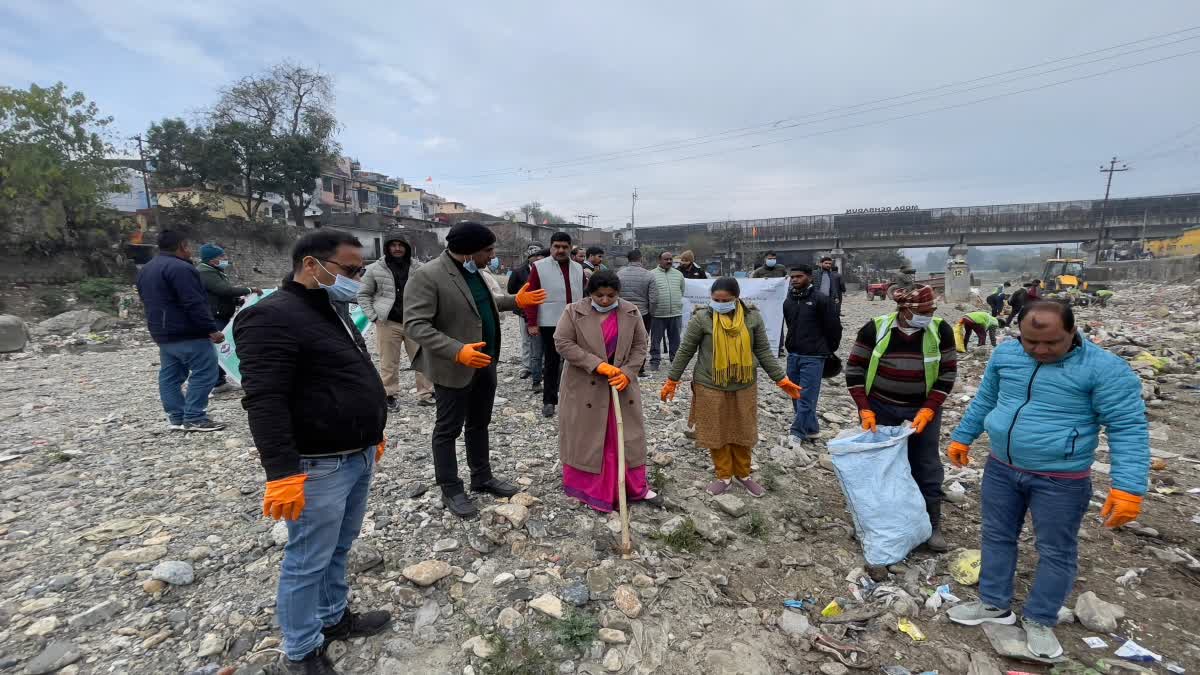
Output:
top-left (634, 193), bottom-right (1200, 256)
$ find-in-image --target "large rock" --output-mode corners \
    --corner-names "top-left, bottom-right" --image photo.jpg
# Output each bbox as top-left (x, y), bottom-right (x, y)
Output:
top-left (0, 315), bottom-right (28, 352)
top-left (778, 610), bottom-right (814, 637)
top-left (96, 545), bottom-right (168, 568)
top-left (713, 494), bottom-right (747, 517)
top-left (495, 503), bottom-right (530, 528)
top-left (24, 640), bottom-right (83, 674)
top-left (402, 560), bottom-right (452, 587)
top-left (530, 593), bottom-right (564, 619)
top-left (613, 585), bottom-right (642, 618)
top-left (1075, 591), bottom-right (1125, 632)
top-left (348, 541), bottom-right (384, 573)
top-left (32, 309), bottom-right (115, 336)
top-left (151, 560), bottom-right (195, 585)
top-left (68, 599), bottom-right (122, 628)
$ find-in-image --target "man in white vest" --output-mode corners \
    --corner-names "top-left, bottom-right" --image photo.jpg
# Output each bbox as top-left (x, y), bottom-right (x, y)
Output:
top-left (523, 232), bottom-right (585, 418)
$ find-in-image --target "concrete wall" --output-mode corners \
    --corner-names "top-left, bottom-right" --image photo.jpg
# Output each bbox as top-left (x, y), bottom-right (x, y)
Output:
top-left (1094, 255), bottom-right (1200, 283)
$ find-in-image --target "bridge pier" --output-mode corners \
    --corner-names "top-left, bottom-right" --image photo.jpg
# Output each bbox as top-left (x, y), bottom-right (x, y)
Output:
top-left (945, 243), bottom-right (971, 303)
top-left (828, 247), bottom-right (845, 276)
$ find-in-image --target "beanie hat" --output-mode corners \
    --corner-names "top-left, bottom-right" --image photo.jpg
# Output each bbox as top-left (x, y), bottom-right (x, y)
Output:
top-left (446, 222), bottom-right (496, 255)
top-left (199, 243), bottom-right (225, 262)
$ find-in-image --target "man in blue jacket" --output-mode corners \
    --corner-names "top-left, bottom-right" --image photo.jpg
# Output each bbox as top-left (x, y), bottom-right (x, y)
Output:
top-left (946, 301), bottom-right (1149, 660)
top-left (135, 230), bottom-right (225, 432)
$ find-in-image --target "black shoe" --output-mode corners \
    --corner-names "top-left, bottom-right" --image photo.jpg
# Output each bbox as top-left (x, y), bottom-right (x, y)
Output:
top-left (926, 528), bottom-right (950, 552)
top-left (183, 418), bottom-right (225, 432)
top-left (542, 404), bottom-right (555, 418)
top-left (472, 478), bottom-right (520, 498)
top-left (638, 369), bottom-right (646, 378)
top-left (532, 380), bottom-right (543, 393)
top-left (282, 644), bottom-right (338, 674)
top-left (417, 396), bottom-right (435, 407)
top-left (322, 609), bottom-right (392, 641)
top-left (385, 396), bottom-right (400, 413)
top-left (519, 371), bottom-right (531, 380)
top-left (442, 492), bottom-right (479, 518)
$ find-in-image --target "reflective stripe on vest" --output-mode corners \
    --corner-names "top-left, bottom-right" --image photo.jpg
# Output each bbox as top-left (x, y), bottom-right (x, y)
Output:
top-left (864, 313), bottom-right (943, 395)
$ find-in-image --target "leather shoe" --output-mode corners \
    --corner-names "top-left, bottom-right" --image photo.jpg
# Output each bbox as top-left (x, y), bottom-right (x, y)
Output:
top-left (926, 528), bottom-right (950, 552)
top-left (322, 609), bottom-right (392, 641)
top-left (282, 644), bottom-right (338, 674)
top-left (442, 492), bottom-right (479, 518)
top-left (472, 478), bottom-right (520, 498)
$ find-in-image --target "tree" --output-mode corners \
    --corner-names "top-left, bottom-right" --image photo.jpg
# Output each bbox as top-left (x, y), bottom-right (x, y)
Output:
top-left (0, 82), bottom-right (121, 253)
top-left (503, 201), bottom-right (567, 225)
top-left (850, 248), bottom-right (911, 271)
top-left (684, 232), bottom-right (714, 260)
top-left (211, 62), bottom-right (339, 227)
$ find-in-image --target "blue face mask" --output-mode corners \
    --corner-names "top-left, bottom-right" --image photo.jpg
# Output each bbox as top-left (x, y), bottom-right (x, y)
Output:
top-left (488, 257), bottom-right (500, 271)
top-left (908, 313), bottom-right (933, 328)
top-left (765, 258), bottom-right (778, 268)
top-left (316, 261), bottom-right (363, 303)
top-left (216, 260), bottom-right (231, 270)
top-left (710, 299), bottom-right (737, 314)
top-left (592, 300), bottom-right (619, 313)
top-left (463, 259), bottom-right (479, 274)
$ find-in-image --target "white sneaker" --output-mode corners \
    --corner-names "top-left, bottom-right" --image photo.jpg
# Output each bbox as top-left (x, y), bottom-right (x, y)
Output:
top-left (1022, 617), bottom-right (1063, 659)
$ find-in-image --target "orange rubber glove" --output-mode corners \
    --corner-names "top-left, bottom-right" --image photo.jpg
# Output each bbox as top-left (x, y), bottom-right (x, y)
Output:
top-left (596, 363), bottom-right (629, 391)
top-left (1100, 489), bottom-right (1142, 529)
top-left (948, 441), bottom-right (970, 467)
top-left (660, 379), bottom-right (679, 402)
top-left (263, 474), bottom-right (307, 521)
top-left (777, 377), bottom-right (802, 400)
top-left (375, 437), bottom-right (386, 464)
top-left (911, 407), bottom-right (936, 434)
top-left (456, 342), bottom-right (493, 369)
top-left (515, 282), bottom-right (548, 310)
top-left (860, 409), bottom-right (877, 432)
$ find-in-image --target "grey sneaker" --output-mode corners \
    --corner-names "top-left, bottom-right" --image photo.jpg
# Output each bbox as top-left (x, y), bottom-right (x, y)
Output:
top-left (183, 418), bottom-right (226, 433)
top-left (947, 601), bottom-right (1017, 626)
top-left (1022, 617), bottom-right (1062, 658)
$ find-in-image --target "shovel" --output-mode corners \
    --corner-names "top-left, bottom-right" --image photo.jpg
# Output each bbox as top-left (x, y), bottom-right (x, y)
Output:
top-left (611, 384), bottom-right (634, 558)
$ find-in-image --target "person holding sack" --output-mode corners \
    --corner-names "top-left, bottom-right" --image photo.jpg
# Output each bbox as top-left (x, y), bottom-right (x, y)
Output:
top-left (554, 271), bottom-right (661, 511)
top-left (661, 277), bottom-right (802, 497)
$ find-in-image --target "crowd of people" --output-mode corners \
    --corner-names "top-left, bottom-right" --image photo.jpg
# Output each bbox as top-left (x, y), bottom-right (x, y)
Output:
top-left (133, 227), bottom-right (1150, 671)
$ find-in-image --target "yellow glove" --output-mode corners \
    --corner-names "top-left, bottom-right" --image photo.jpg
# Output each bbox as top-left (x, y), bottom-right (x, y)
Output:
top-left (911, 407), bottom-right (936, 434)
top-left (456, 342), bottom-right (493, 369)
top-left (776, 377), bottom-right (802, 400)
top-left (860, 409), bottom-right (877, 432)
top-left (375, 437), bottom-right (386, 464)
top-left (660, 379), bottom-right (679, 402)
top-left (515, 282), bottom-right (548, 310)
top-left (1100, 489), bottom-right (1142, 529)
top-left (948, 441), bottom-right (970, 467)
top-left (263, 474), bottom-right (307, 521)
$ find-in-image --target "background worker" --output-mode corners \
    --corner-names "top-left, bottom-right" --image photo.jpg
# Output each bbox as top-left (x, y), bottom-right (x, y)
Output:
top-left (959, 310), bottom-right (1001, 350)
top-left (195, 242), bottom-right (259, 394)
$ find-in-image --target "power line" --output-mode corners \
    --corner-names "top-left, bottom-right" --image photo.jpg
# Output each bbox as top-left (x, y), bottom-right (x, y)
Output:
top-left (443, 26), bottom-right (1200, 182)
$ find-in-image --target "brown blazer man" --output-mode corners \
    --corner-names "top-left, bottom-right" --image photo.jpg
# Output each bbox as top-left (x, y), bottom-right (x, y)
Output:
top-left (404, 222), bottom-right (546, 517)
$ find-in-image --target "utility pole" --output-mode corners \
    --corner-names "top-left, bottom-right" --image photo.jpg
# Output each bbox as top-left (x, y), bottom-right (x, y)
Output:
top-left (1094, 156), bottom-right (1129, 263)
top-left (131, 135), bottom-right (160, 229)
top-left (629, 187), bottom-right (638, 245)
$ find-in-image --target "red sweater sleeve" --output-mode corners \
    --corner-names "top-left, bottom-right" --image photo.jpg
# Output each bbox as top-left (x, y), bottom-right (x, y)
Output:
top-left (524, 264), bottom-right (542, 326)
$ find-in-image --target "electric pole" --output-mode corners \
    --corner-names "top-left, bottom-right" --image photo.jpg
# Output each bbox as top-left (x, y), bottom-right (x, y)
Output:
top-left (629, 187), bottom-right (638, 245)
top-left (1094, 156), bottom-right (1129, 262)
top-left (131, 135), bottom-right (160, 229)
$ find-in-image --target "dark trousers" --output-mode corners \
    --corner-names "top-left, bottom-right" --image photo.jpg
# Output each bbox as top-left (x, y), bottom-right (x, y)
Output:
top-left (868, 399), bottom-right (945, 527)
top-left (432, 364), bottom-right (497, 496)
top-left (539, 327), bottom-right (563, 405)
top-left (640, 314), bottom-right (653, 371)
top-left (649, 316), bottom-right (681, 367)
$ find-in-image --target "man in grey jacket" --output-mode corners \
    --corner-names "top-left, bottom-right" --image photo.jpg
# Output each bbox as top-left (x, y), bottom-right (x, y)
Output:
top-left (648, 250), bottom-right (685, 371)
top-left (617, 248), bottom-right (655, 375)
top-left (357, 237), bottom-right (434, 410)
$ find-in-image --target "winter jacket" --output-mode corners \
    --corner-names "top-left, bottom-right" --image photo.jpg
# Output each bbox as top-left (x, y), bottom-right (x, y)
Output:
top-left (136, 252), bottom-right (219, 344)
top-left (751, 265), bottom-right (787, 278)
top-left (813, 268), bottom-right (845, 304)
top-left (782, 286), bottom-right (842, 356)
top-left (667, 304), bottom-right (786, 392)
top-left (196, 262), bottom-right (252, 324)
top-left (233, 281), bottom-right (387, 481)
top-left (649, 266), bottom-right (685, 318)
top-left (357, 251), bottom-right (421, 323)
top-left (507, 263), bottom-right (533, 316)
top-left (679, 262), bottom-right (708, 279)
top-left (616, 263), bottom-right (654, 316)
top-left (951, 338), bottom-right (1149, 495)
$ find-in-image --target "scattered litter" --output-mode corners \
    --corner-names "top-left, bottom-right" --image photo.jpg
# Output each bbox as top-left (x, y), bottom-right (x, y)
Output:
top-left (1115, 639), bottom-right (1161, 663)
top-left (1115, 568), bottom-right (1145, 588)
top-left (820, 600), bottom-right (843, 617)
top-left (897, 617), bottom-right (926, 641)
top-left (1083, 636), bottom-right (1108, 649)
top-left (1132, 352), bottom-right (1168, 372)
top-left (1149, 457), bottom-right (1168, 470)
top-left (935, 584), bottom-right (960, 602)
top-left (1165, 662), bottom-right (1187, 673)
top-left (945, 480), bottom-right (967, 504)
top-left (782, 599), bottom-right (812, 610)
top-left (881, 667), bottom-right (911, 675)
top-left (950, 549), bottom-right (982, 585)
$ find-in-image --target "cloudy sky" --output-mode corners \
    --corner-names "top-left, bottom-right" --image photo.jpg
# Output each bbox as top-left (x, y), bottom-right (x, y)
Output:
top-left (3, 1), bottom-right (1200, 230)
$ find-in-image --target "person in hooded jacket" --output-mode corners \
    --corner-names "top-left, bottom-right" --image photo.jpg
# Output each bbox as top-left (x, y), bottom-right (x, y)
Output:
top-left (357, 237), bottom-right (434, 410)
top-left (196, 242), bottom-right (260, 393)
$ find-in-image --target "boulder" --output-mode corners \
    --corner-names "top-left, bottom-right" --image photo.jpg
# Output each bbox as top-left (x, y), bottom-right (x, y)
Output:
top-left (1075, 591), bottom-right (1125, 633)
top-left (402, 560), bottom-right (452, 587)
top-left (0, 315), bottom-right (28, 352)
top-left (32, 309), bottom-right (115, 336)
top-left (613, 585), bottom-right (642, 618)
top-left (529, 593), bottom-right (564, 619)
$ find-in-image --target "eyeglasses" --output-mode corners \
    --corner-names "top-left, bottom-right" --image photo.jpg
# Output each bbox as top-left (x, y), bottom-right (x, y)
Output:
top-left (318, 258), bottom-right (365, 278)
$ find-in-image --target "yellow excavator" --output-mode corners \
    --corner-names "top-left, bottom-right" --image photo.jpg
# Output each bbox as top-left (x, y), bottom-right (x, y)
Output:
top-left (1039, 248), bottom-right (1109, 294)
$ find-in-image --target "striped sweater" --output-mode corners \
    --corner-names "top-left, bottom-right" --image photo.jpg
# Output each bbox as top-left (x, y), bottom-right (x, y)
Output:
top-left (845, 319), bottom-right (957, 411)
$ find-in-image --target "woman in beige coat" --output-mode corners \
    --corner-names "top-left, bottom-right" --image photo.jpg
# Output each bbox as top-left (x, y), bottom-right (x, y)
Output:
top-left (554, 271), bottom-right (661, 511)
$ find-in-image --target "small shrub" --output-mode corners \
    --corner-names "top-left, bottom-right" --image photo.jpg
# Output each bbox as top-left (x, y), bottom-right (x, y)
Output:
top-left (553, 610), bottom-right (598, 653)
top-left (745, 510), bottom-right (769, 539)
top-left (483, 630), bottom-right (553, 675)
top-left (650, 466), bottom-right (671, 491)
top-left (77, 277), bottom-right (119, 311)
top-left (657, 516), bottom-right (702, 551)
top-left (759, 462), bottom-right (782, 491)
top-left (37, 288), bottom-right (69, 315)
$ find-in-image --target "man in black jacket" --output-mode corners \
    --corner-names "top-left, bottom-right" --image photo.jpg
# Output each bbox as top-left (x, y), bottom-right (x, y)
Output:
top-left (234, 230), bottom-right (390, 674)
top-left (196, 242), bottom-right (259, 393)
top-left (783, 264), bottom-right (842, 445)
top-left (814, 256), bottom-right (846, 314)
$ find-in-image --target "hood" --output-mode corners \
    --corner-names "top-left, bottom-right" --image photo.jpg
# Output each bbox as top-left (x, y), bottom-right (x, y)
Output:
top-left (384, 237), bottom-right (413, 265)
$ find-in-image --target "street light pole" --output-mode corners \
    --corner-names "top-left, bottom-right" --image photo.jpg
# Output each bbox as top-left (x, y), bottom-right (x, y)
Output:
top-left (131, 135), bottom-right (160, 229)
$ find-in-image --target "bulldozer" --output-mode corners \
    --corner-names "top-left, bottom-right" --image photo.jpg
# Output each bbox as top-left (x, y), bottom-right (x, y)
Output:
top-left (1040, 248), bottom-right (1108, 292)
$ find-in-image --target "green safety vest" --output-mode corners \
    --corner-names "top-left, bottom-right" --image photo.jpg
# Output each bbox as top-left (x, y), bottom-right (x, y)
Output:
top-left (865, 313), bottom-right (943, 395)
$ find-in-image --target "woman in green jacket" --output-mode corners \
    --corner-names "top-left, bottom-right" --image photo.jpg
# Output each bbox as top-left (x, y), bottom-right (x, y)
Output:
top-left (661, 277), bottom-right (802, 496)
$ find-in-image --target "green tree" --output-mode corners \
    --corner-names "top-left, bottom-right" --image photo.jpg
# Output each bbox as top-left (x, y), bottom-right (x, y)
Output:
top-left (503, 201), bottom-right (567, 225)
top-left (0, 82), bottom-right (121, 253)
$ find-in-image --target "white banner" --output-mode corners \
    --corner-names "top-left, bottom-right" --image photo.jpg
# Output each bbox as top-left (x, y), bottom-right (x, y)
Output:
top-left (680, 277), bottom-right (790, 353)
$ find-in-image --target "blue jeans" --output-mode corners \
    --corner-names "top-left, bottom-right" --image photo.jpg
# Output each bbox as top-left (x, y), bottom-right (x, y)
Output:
top-left (278, 448), bottom-right (374, 660)
top-left (979, 457), bottom-right (1092, 626)
top-left (526, 325), bottom-right (544, 382)
top-left (157, 338), bottom-right (219, 424)
top-left (786, 354), bottom-right (825, 439)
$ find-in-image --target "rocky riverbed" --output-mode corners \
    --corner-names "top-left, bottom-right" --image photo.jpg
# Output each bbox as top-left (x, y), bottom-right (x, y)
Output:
top-left (1, 283), bottom-right (1198, 674)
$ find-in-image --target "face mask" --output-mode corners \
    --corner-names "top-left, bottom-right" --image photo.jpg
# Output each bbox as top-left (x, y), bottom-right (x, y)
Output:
top-left (710, 299), bottom-right (737, 314)
top-left (592, 300), bottom-right (619, 313)
top-left (488, 257), bottom-right (500, 271)
top-left (463, 259), bottom-right (479, 274)
top-left (316, 261), bottom-right (362, 303)
top-left (216, 260), bottom-right (231, 270)
top-left (907, 313), bottom-right (933, 328)
top-left (765, 259), bottom-right (777, 268)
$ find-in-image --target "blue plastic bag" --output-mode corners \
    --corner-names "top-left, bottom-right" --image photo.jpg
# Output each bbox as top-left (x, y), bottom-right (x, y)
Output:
top-left (828, 425), bottom-right (932, 566)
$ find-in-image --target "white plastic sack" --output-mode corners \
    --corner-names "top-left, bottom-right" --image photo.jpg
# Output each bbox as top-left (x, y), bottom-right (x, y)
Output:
top-left (828, 425), bottom-right (932, 566)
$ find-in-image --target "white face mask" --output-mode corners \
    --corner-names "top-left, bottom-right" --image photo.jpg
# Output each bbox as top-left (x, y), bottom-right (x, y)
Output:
top-left (710, 299), bottom-right (737, 314)
top-left (765, 258), bottom-right (777, 268)
top-left (907, 313), bottom-right (933, 329)
top-left (592, 300), bottom-right (619, 313)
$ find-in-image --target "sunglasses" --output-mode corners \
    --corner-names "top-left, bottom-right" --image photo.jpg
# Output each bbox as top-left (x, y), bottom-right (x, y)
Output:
top-left (318, 258), bottom-right (365, 279)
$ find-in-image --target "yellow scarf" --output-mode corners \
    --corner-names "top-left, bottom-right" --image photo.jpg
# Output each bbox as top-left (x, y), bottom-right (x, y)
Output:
top-left (711, 303), bottom-right (754, 386)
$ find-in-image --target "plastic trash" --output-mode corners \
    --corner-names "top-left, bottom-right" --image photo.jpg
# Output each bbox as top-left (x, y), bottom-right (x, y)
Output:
top-left (897, 617), bottom-right (926, 641)
top-left (1132, 352), bottom-right (1168, 372)
top-left (821, 600), bottom-right (843, 617)
top-left (1115, 639), bottom-right (1161, 663)
top-left (953, 321), bottom-right (967, 353)
top-left (935, 584), bottom-right (960, 602)
top-left (828, 425), bottom-right (932, 566)
top-left (950, 549), bottom-right (983, 585)
top-left (1083, 636), bottom-right (1108, 649)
